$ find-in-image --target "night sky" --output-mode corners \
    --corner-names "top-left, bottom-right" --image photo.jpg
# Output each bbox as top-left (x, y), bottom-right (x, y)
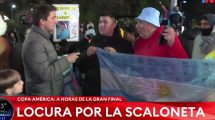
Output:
top-left (0, 0), bottom-right (214, 21)
top-left (180, 0), bottom-right (215, 20)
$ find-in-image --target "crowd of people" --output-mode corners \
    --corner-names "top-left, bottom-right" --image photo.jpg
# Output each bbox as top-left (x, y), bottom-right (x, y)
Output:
top-left (0, 2), bottom-right (215, 97)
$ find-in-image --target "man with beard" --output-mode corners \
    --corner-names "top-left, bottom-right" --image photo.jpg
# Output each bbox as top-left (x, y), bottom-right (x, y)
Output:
top-left (192, 14), bottom-right (215, 59)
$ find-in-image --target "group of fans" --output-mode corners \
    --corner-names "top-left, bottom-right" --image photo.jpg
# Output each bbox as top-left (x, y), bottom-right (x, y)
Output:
top-left (0, 2), bottom-right (215, 98)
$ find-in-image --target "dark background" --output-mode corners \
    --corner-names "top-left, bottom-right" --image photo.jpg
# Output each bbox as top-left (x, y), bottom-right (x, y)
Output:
top-left (0, 0), bottom-right (214, 30)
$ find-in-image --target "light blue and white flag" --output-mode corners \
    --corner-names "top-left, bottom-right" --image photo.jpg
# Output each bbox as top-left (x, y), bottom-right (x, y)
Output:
top-left (97, 49), bottom-right (215, 102)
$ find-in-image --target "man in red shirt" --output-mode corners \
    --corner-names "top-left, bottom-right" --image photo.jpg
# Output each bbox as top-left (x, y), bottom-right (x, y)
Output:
top-left (134, 7), bottom-right (188, 59)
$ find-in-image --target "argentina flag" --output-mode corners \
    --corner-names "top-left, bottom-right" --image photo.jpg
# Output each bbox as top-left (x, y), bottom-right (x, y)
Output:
top-left (97, 49), bottom-right (215, 102)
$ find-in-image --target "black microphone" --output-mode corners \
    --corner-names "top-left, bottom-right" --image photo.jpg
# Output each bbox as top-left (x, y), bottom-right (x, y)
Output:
top-left (160, 20), bottom-right (168, 45)
top-left (159, 27), bottom-right (168, 45)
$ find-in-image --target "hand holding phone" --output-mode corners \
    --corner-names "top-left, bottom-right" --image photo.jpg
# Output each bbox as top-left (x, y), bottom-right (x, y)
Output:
top-left (160, 26), bottom-right (168, 45)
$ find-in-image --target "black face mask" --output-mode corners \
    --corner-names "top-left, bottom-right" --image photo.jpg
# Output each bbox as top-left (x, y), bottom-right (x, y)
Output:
top-left (201, 27), bottom-right (213, 36)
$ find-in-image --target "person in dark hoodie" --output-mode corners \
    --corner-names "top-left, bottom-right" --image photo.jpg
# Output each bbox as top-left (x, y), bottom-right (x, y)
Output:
top-left (76, 12), bottom-right (133, 96)
top-left (192, 14), bottom-right (215, 59)
top-left (180, 19), bottom-right (200, 58)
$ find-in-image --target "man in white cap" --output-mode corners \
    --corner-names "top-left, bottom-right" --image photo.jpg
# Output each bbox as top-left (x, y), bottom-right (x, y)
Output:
top-left (134, 7), bottom-right (188, 58)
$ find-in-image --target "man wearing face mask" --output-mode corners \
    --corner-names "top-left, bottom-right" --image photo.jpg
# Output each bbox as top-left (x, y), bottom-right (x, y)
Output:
top-left (192, 14), bottom-right (215, 59)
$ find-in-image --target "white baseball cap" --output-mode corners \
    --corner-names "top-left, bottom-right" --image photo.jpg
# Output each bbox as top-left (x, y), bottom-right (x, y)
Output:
top-left (136, 7), bottom-right (160, 27)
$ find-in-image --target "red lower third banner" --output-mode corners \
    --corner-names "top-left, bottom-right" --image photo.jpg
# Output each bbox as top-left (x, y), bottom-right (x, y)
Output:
top-left (1, 96), bottom-right (215, 120)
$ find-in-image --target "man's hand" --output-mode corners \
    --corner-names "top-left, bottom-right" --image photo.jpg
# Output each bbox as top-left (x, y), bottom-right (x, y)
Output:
top-left (162, 27), bottom-right (176, 47)
top-left (66, 52), bottom-right (80, 63)
top-left (87, 46), bottom-right (97, 56)
top-left (104, 47), bottom-right (117, 53)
